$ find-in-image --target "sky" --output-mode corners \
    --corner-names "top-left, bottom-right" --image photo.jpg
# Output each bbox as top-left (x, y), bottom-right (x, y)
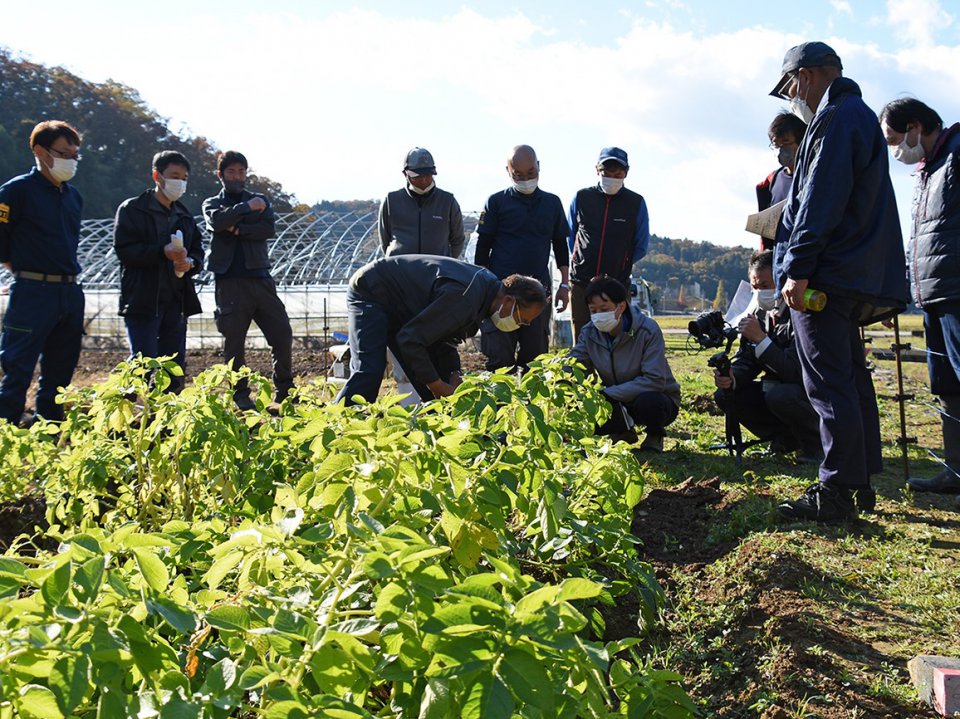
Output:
top-left (2, 0), bottom-right (959, 248)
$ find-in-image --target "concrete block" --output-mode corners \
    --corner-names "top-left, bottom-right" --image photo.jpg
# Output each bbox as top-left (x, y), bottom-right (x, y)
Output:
top-left (934, 668), bottom-right (960, 717)
top-left (909, 656), bottom-right (960, 710)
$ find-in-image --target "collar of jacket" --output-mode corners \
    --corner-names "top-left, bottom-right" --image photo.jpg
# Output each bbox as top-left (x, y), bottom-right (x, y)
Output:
top-left (825, 76), bottom-right (861, 106)
top-left (922, 122), bottom-right (960, 169)
top-left (217, 188), bottom-right (255, 202)
top-left (135, 189), bottom-right (191, 218)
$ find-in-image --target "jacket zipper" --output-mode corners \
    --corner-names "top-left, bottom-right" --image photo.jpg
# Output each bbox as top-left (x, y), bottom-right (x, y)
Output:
top-left (596, 196), bottom-right (611, 277)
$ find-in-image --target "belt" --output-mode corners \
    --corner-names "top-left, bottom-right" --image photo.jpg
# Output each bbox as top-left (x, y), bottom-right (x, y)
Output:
top-left (14, 271), bottom-right (77, 283)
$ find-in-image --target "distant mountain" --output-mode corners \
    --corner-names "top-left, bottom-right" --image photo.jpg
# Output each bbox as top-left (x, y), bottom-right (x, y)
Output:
top-left (639, 235), bottom-right (755, 309)
top-left (0, 48), bottom-right (297, 217)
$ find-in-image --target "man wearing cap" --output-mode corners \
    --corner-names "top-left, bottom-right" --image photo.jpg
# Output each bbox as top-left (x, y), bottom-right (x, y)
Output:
top-left (475, 145), bottom-right (570, 372)
top-left (769, 41), bottom-right (907, 522)
top-left (379, 148), bottom-right (464, 258)
top-left (0, 120), bottom-right (85, 424)
top-left (567, 147), bottom-right (650, 340)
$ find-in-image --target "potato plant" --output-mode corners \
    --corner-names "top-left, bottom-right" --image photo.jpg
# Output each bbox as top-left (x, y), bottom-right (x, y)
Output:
top-left (0, 356), bottom-right (695, 718)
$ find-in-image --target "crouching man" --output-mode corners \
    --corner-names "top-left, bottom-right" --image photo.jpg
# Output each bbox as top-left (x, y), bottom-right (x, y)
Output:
top-left (713, 250), bottom-right (821, 461)
top-left (335, 255), bottom-right (547, 405)
top-left (569, 276), bottom-right (680, 452)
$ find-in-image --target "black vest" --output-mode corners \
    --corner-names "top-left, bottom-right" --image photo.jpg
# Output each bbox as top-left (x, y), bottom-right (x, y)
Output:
top-left (570, 186), bottom-right (644, 285)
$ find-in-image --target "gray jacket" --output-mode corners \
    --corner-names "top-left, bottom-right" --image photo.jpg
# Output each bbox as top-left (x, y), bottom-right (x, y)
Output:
top-left (379, 186), bottom-right (464, 258)
top-left (909, 123), bottom-right (960, 308)
top-left (569, 304), bottom-right (681, 406)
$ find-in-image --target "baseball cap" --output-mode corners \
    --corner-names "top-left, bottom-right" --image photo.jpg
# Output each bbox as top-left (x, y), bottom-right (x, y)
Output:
top-left (597, 147), bottom-right (629, 167)
top-left (404, 147), bottom-right (436, 175)
top-left (770, 41), bottom-right (843, 99)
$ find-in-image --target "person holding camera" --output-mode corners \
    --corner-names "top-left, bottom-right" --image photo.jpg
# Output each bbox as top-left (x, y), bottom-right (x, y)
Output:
top-left (569, 276), bottom-right (680, 453)
top-left (713, 250), bottom-right (822, 462)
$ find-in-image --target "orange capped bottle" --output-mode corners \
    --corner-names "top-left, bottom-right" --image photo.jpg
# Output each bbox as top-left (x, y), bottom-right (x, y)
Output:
top-left (803, 288), bottom-right (827, 312)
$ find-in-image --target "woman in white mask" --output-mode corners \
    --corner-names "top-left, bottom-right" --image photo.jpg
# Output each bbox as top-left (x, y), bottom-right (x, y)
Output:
top-left (569, 276), bottom-right (680, 452)
top-left (880, 98), bottom-right (960, 502)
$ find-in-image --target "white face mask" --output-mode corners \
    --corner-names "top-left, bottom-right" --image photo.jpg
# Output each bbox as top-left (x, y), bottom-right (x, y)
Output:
top-left (789, 95), bottom-right (815, 124)
top-left (160, 178), bottom-right (188, 202)
top-left (513, 178), bottom-right (538, 195)
top-left (893, 131), bottom-right (925, 165)
top-left (408, 181), bottom-right (435, 195)
top-left (591, 309), bottom-right (621, 333)
top-left (599, 176), bottom-right (624, 195)
top-left (491, 300), bottom-right (521, 332)
top-left (755, 288), bottom-right (778, 311)
top-left (48, 157), bottom-right (78, 183)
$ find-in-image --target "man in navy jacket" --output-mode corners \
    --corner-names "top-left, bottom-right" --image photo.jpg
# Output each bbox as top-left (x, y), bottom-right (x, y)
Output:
top-left (770, 42), bottom-right (907, 521)
top-left (0, 121), bottom-right (85, 423)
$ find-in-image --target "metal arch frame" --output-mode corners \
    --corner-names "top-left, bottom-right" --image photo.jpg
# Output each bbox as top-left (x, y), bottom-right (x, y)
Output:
top-left (71, 206), bottom-right (402, 289)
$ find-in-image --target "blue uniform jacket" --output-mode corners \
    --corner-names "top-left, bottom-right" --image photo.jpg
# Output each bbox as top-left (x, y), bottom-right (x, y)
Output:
top-left (775, 77), bottom-right (907, 321)
top-left (0, 167), bottom-right (82, 274)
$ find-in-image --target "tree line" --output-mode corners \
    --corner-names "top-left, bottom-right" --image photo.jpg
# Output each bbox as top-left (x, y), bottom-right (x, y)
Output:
top-left (1, 47), bottom-right (754, 297)
top-left (0, 48), bottom-right (297, 218)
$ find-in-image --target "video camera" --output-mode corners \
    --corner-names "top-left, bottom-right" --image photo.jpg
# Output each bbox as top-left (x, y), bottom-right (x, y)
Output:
top-left (687, 310), bottom-right (738, 351)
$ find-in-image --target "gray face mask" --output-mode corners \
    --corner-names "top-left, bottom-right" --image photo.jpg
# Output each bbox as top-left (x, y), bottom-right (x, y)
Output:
top-left (777, 146), bottom-right (796, 168)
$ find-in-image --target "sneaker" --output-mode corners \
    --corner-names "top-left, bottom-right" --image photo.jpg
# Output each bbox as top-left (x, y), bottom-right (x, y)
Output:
top-left (907, 469), bottom-right (960, 494)
top-left (777, 483), bottom-right (857, 522)
top-left (852, 486), bottom-right (876, 513)
top-left (639, 433), bottom-right (664, 453)
top-left (607, 431), bottom-right (638, 445)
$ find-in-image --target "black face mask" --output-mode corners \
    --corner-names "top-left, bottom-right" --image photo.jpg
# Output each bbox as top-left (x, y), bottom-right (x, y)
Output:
top-left (777, 146), bottom-right (796, 168)
top-left (223, 179), bottom-right (245, 194)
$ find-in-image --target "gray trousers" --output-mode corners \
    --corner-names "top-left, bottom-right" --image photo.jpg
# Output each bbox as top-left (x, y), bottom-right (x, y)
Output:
top-left (214, 277), bottom-right (294, 398)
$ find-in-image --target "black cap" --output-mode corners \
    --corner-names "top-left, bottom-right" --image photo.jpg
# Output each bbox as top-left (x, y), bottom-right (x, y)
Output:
top-left (770, 41), bottom-right (842, 98)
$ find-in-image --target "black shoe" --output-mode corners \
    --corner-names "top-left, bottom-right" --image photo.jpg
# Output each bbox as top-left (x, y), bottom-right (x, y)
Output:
top-left (607, 431), bottom-right (638, 445)
top-left (907, 469), bottom-right (960, 494)
top-left (852, 486), bottom-right (876, 513)
top-left (769, 434), bottom-right (801, 454)
top-left (778, 483), bottom-right (857, 523)
top-left (639, 432), bottom-right (664, 453)
top-left (234, 395), bottom-right (256, 411)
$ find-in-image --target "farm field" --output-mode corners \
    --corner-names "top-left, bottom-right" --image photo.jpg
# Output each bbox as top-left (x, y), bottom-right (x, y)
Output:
top-left (1, 313), bottom-right (958, 718)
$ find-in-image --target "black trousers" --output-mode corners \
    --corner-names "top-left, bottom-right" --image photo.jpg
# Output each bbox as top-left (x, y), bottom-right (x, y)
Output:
top-left (214, 277), bottom-right (293, 399)
top-left (714, 380), bottom-right (820, 453)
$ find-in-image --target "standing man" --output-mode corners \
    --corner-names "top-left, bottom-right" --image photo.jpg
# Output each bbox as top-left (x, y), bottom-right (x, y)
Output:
top-left (379, 147), bottom-right (464, 258)
top-left (568, 147), bottom-right (650, 340)
top-left (203, 151), bottom-right (293, 410)
top-left (475, 145), bottom-right (570, 371)
top-left (770, 42), bottom-right (907, 521)
top-left (114, 151), bottom-right (205, 388)
top-left (879, 98), bottom-right (960, 503)
top-left (0, 121), bottom-right (85, 423)
top-left (335, 255), bottom-right (546, 405)
top-left (378, 147), bottom-right (465, 404)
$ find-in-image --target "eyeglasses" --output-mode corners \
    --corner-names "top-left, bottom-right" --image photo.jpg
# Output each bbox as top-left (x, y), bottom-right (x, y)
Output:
top-left (45, 146), bottom-right (82, 161)
top-left (512, 304), bottom-right (532, 327)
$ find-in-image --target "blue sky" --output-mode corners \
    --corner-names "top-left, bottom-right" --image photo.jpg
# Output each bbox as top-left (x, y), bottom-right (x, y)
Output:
top-left (2, 0), bottom-right (959, 247)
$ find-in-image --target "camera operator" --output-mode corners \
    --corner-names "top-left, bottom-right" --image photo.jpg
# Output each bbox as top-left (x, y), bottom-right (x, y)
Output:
top-left (570, 276), bottom-right (681, 452)
top-left (713, 251), bottom-right (821, 461)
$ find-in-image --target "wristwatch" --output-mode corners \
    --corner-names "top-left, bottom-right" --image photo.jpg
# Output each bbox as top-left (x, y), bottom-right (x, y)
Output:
top-left (558, 283), bottom-right (569, 289)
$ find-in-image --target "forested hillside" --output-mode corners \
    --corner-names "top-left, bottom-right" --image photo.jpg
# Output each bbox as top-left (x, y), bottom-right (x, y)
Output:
top-left (0, 48), bottom-right (296, 217)
top-left (640, 235), bottom-right (755, 306)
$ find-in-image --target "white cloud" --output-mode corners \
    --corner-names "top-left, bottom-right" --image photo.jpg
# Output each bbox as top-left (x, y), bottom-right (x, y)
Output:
top-left (830, 1), bottom-right (854, 16)
top-left (885, 0), bottom-right (954, 47)
top-left (0, 4), bottom-right (958, 248)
